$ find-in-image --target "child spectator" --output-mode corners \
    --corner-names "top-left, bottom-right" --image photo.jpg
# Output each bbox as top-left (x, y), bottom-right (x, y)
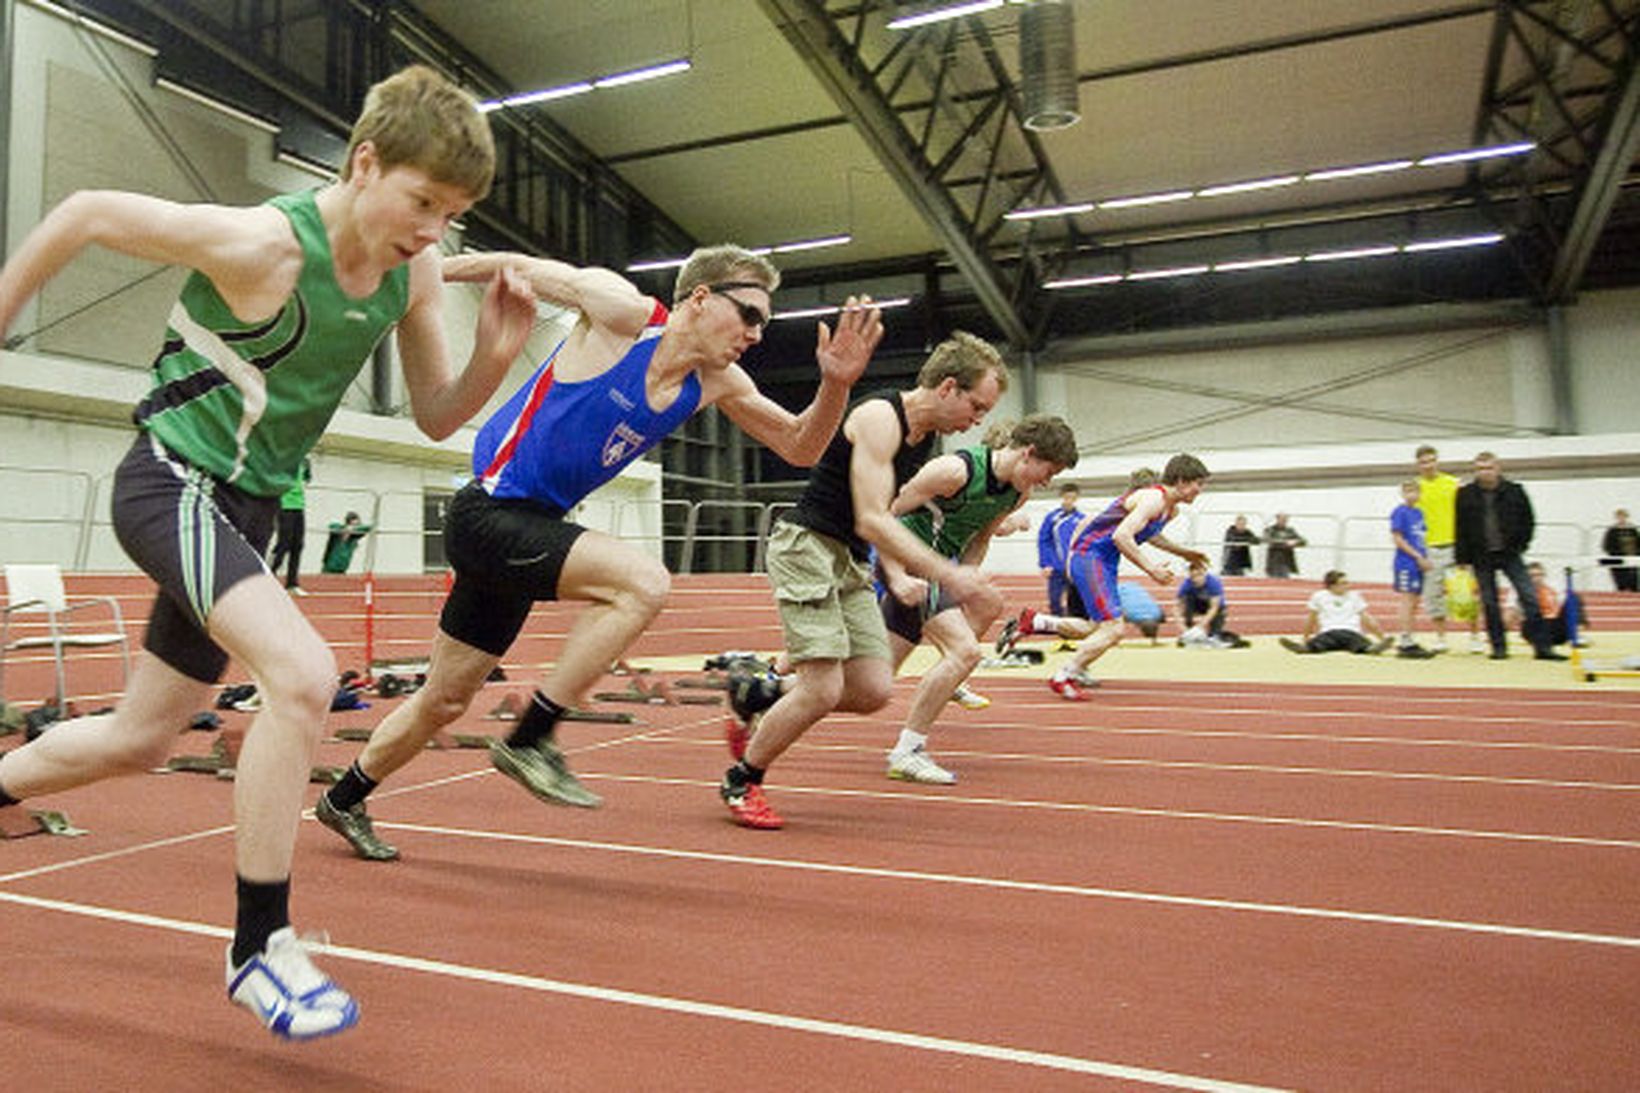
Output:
top-left (1390, 480), bottom-right (1436, 657)
top-left (1280, 571), bottom-right (1395, 655)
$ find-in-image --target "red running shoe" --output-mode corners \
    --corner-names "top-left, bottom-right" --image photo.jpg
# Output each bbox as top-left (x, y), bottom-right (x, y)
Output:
top-left (721, 781), bottom-right (784, 829)
top-left (1048, 675), bottom-right (1093, 702)
top-left (1018, 606), bottom-right (1037, 636)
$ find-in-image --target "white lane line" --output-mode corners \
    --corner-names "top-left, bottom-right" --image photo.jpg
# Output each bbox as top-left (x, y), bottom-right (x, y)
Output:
top-left (656, 736), bottom-right (1640, 791)
top-left (0, 825), bottom-right (235, 884)
top-left (576, 772), bottom-right (1640, 849)
top-left (897, 722), bottom-right (1640, 754)
top-left (360, 823), bottom-right (1640, 950)
top-left (0, 889), bottom-right (1287, 1093)
top-left (994, 702), bottom-right (1636, 727)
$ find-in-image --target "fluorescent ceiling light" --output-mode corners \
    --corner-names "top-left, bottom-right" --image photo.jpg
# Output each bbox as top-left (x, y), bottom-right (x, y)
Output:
top-left (480, 58), bottom-right (689, 112)
top-left (775, 297), bottom-right (913, 321)
top-left (1402, 232), bottom-right (1505, 252)
top-left (1416, 141), bottom-right (1536, 167)
top-left (1197, 175), bottom-right (1301, 198)
top-left (1044, 274), bottom-right (1124, 289)
top-left (480, 82), bottom-right (593, 112)
top-left (1304, 159), bottom-right (1414, 182)
top-left (1004, 202), bottom-right (1096, 221)
top-left (1100, 190), bottom-right (1195, 210)
top-left (1304, 245), bottom-right (1399, 262)
top-left (594, 59), bottom-right (692, 89)
top-left (887, 0), bottom-right (1004, 30)
top-left (1213, 255), bottom-right (1303, 272)
top-left (627, 233), bottom-right (850, 272)
top-left (24, 0), bottom-right (157, 55)
top-left (1126, 264), bottom-right (1210, 281)
top-left (626, 256), bottom-right (689, 272)
top-left (156, 77), bottom-right (280, 134)
top-left (772, 234), bottom-right (853, 254)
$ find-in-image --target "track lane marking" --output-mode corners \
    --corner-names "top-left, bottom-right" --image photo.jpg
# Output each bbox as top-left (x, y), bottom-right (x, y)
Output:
top-left (0, 889), bottom-right (1287, 1092)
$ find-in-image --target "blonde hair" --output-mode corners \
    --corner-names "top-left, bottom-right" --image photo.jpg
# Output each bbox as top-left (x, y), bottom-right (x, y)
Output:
top-left (917, 331), bottom-right (1009, 393)
top-left (674, 244), bottom-right (780, 301)
top-left (343, 66), bottom-right (495, 199)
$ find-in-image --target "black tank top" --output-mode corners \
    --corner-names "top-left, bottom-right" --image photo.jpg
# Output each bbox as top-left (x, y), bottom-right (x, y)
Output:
top-left (783, 390), bottom-right (934, 560)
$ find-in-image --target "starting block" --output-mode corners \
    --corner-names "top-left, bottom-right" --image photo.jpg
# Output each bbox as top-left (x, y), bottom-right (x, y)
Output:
top-left (0, 809), bottom-right (87, 839)
top-left (162, 733), bottom-right (341, 783)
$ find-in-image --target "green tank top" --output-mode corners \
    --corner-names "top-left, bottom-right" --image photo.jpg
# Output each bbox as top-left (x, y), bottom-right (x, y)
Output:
top-left (900, 445), bottom-right (1019, 559)
top-left (135, 189), bottom-right (410, 497)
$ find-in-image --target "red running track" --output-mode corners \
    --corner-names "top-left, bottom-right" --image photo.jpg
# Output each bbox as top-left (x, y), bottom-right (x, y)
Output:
top-left (4, 662), bottom-right (1639, 1089)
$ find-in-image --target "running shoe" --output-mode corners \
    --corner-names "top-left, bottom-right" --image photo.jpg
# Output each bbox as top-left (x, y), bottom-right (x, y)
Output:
top-left (314, 794), bottom-right (399, 862)
top-left (949, 683), bottom-right (991, 710)
top-left (723, 711), bottom-right (758, 761)
top-left (1064, 670), bottom-right (1101, 689)
top-left (489, 738), bottom-right (603, 808)
top-left (1368, 637), bottom-right (1395, 655)
top-left (993, 615), bottom-right (1020, 656)
top-left (1279, 637), bottom-right (1311, 654)
top-left (886, 746), bottom-right (957, 784)
top-left (1048, 676), bottom-right (1093, 701)
top-left (720, 778), bottom-right (783, 829)
top-left (227, 927), bottom-right (358, 1041)
top-left (1396, 643), bottom-right (1437, 659)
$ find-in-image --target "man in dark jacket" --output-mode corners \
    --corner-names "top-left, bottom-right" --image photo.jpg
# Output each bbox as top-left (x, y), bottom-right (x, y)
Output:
top-left (1454, 452), bottom-right (1561, 660)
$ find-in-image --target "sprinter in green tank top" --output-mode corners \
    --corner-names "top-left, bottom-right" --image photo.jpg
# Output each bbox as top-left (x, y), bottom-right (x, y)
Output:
top-left (0, 66), bottom-right (536, 1040)
top-left (875, 416), bottom-right (1079, 784)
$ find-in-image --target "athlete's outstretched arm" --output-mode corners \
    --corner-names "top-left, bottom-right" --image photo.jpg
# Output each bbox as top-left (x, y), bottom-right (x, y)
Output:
top-left (443, 252), bottom-right (653, 338)
top-left (398, 252), bottom-right (536, 439)
top-left (713, 297), bottom-right (881, 465)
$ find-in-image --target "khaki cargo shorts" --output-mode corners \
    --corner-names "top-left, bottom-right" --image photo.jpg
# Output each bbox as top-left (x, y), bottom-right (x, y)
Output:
top-left (765, 520), bottom-right (890, 663)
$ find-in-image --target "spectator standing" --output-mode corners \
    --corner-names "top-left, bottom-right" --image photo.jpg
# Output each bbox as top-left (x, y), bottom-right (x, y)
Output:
top-left (1415, 444), bottom-right (1480, 653)
top-left (1221, 514), bottom-right (1259, 576)
top-left (1389, 479), bottom-right (1435, 657)
top-left (1262, 513), bottom-right (1306, 578)
top-left (266, 457), bottom-right (312, 595)
top-left (1037, 483), bottom-right (1082, 614)
top-left (1602, 508), bottom-right (1640, 592)
top-left (1454, 452), bottom-right (1564, 661)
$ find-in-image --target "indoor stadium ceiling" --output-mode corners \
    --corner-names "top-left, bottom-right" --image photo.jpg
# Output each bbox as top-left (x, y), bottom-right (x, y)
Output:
top-left (61, 1), bottom-right (1640, 357)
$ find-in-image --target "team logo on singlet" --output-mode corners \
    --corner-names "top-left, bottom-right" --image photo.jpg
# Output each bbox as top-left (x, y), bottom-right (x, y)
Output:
top-left (602, 422), bottom-right (646, 467)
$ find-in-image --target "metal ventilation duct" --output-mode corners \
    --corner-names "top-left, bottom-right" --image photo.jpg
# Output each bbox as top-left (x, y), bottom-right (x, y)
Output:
top-left (1020, 0), bottom-right (1079, 131)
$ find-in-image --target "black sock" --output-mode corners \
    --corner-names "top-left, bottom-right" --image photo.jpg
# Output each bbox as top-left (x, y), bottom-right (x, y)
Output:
top-left (232, 875), bottom-right (291, 968)
top-left (506, 690), bottom-right (565, 750)
top-left (0, 779), bottom-right (19, 807)
top-left (325, 761), bottom-right (378, 813)
top-left (723, 760), bottom-right (766, 789)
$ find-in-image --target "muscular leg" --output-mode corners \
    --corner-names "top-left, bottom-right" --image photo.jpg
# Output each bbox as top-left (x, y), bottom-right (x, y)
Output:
top-left (903, 609), bottom-right (983, 737)
top-left (538, 531), bottom-right (670, 709)
top-left (0, 653), bottom-right (211, 798)
top-left (206, 575), bottom-right (338, 883)
top-left (1066, 618), bottom-right (1125, 676)
top-left (355, 629), bottom-right (499, 783)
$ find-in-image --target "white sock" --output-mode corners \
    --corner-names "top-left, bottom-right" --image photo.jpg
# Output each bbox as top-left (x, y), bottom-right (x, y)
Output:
top-left (1031, 612), bottom-right (1064, 633)
top-left (894, 729), bottom-right (927, 754)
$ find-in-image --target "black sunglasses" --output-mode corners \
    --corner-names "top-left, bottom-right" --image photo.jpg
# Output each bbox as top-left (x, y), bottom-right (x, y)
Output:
top-left (708, 283), bottom-right (770, 332)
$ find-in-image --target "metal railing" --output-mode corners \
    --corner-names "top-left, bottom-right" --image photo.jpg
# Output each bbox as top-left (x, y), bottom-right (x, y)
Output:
top-left (0, 461), bottom-right (1623, 586)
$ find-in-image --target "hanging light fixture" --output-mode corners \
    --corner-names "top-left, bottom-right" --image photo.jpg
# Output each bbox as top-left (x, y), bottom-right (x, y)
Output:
top-left (1020, 0), bottom-right (1080, 131)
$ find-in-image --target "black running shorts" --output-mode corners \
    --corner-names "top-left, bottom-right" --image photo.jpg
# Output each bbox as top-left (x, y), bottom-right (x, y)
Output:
top-left (438, 482), bottom-right (587, 656)
top-left (111, 434), bottom-right (279, 682)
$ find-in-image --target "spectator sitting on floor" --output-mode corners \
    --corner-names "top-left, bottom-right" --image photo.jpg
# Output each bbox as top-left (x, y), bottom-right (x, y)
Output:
top-left (1175, 559), bottom-right (1248, 648)
top-left (1280, 570), bottom-right (1395, 655)
top-left (1504, 561), bottom-right (1586, 650)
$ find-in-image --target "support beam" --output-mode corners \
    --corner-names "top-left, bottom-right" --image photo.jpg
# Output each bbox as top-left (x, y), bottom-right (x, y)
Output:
top-left (1546, 56), bottom-right (1640, 302)
top-left (756, 0), bottom-right (1030, 346)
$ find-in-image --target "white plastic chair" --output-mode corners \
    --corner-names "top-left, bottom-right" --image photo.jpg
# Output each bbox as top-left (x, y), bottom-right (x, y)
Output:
top-left (1, 564), bottom-right (131, 706)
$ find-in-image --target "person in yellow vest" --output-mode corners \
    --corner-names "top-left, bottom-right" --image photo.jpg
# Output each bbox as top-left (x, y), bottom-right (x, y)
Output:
top-left (1414, 444), bottom-right (1482, 653)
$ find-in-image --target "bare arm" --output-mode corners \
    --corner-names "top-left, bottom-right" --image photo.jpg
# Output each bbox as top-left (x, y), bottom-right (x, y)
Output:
top-left (889, 454), bottom-right (967, 518)
top-left (1112, 493), bottom-right (1175, 585)
top-left (443, 251), bottom-right (653, 339)
top-left (712, 298), bottom-right (882, 466)
top-left (0, 191), bottom-right (297, 339)
top-left (1149, 532), bottom-right (1209, 569)
top-left (1302, 607), bottom-right (1320, 643)
top-left (397, 251), bottom-right (537, 439)
top-left (848, 402), bottom-right (996, 614)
